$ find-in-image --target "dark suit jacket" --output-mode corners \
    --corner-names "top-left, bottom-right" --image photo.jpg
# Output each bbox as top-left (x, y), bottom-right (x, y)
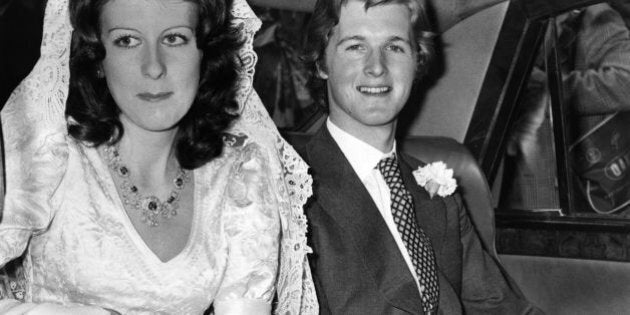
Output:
top-left (299, 126), bottom-right (540, 315)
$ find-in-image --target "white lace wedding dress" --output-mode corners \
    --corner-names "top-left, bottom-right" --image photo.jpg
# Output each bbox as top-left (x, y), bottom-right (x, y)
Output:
top-left (0, 0), bottom-right (317, 314)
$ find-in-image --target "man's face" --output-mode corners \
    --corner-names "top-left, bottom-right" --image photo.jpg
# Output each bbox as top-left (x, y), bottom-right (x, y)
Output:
top-left (320, 0), bottom-right (417, 137)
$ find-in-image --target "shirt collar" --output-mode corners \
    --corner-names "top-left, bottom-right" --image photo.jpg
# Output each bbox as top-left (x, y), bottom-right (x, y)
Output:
top-left (327, 118), bottom-right (396, 181)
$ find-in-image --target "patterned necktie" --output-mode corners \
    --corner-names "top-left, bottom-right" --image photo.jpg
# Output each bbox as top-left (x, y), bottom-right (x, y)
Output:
top-left (377, 155), bottom-right (439, 313)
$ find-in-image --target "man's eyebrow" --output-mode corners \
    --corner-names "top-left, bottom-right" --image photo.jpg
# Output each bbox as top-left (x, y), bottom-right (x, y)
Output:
top-left (336, 35), bottom-right (412, 47)
top-left (336, 35), bottom-right (365, 47)
top-left (387, 36), bottom-right (412, 45)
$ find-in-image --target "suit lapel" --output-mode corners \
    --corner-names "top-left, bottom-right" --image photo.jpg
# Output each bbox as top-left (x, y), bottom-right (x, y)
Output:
top-left (398, 153), bottom-right (447, 258)
top-left (399, 151), bottom-right (466, 313)
top-left (306, 127), bottom-right (423, 314)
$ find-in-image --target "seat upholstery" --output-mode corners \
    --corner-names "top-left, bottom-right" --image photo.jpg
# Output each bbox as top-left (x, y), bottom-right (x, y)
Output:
top-left (283, 132), bottom-right (497, 256)
top-left (500, 254), bottom-right (630, 314)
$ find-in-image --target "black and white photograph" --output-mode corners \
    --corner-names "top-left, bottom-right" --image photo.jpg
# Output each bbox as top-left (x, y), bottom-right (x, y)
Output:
top-left (1, 0), bottom-right (630, 314)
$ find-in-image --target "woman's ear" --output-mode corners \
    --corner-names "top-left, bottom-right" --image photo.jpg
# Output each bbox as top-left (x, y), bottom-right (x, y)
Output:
top-left (316, 61), bottom-right (329, 80)
top-left (96, 66), bottom-right (105, 79)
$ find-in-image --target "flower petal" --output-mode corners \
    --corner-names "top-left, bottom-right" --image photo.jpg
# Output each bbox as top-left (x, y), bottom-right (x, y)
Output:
top-left (414, 161), bottom-right (458, 198)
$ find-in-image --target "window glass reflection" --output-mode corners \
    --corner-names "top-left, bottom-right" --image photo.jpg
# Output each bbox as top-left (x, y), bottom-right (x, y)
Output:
top-left (499, 1), bottom-right (630, 217)
top-left (500, 42), bottom-right (560, 212)
top-left (562, 2), bottom-right (630, 216)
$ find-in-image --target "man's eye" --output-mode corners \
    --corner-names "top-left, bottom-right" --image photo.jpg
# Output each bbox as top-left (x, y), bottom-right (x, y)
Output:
top-left (113, 35), bottom-right (140, 48)
top-left (386, 44), bottom-right (405, 53)
top-left (163, 34), bottom-right (189, 46)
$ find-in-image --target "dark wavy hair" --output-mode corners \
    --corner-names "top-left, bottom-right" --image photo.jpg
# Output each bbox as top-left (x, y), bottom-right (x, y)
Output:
top-left (303, 0), bottom-right (435, 108)
top-left (66, 0), bottom-right (243, 169)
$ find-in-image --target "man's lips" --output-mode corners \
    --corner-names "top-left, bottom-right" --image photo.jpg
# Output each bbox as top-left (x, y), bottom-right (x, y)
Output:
top-left (356, 86), bottom-right (391, 94)
top-left (137, 92), bottom-right (174, 102)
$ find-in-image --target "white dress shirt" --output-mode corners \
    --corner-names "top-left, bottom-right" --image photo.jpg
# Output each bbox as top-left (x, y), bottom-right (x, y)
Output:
top-left (327, 119), bottom-right (423, 296)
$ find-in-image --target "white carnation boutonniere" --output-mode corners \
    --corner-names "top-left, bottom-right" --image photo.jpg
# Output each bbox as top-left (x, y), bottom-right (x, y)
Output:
top-left (412, 161), bottom-right (457, 199)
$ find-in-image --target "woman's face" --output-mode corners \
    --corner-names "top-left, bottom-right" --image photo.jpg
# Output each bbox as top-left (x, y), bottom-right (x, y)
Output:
top-left (100, 0), bottom-right (202, 134)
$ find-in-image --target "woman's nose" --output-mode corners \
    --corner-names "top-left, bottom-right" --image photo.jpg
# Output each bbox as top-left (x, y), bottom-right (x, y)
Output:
top-left (141, 45), bottom-right (166, 79)
top-left (364, 49), bottom-right (386, 77)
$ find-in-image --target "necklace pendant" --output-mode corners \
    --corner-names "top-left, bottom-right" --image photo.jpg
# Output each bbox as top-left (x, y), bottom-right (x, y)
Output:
top-left (140, 196), bottom-right (162, 227)
top-left (104, 145), bottom-right (189, 228)
top-left (142, 196), bottom-right (161, 213)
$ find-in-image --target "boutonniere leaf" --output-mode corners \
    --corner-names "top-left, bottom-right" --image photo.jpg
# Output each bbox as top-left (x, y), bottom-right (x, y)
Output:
top-left (412, 161), bottom-right (457, 199)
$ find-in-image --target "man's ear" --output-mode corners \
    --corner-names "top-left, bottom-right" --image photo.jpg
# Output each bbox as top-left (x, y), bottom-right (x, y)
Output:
top-left (316, 61), bottom-right (329, 80)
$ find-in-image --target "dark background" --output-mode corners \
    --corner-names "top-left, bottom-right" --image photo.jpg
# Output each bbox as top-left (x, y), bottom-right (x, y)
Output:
top-left (0, 0), bottom-right (45, 107)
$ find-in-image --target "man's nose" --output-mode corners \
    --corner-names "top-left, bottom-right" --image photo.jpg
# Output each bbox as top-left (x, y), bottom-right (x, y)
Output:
top-left (141, 45), bottom-right (166, 80)
top-left (364, 49), bottom-right (386, 77)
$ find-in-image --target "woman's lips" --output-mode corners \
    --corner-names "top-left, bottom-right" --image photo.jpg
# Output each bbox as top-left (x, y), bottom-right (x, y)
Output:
top-left (137, 92), bottom-right (174, 102)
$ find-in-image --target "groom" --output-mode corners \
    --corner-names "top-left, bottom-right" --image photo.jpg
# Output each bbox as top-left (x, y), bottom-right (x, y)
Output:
top-left (298, 0), bottom-right (542, 313)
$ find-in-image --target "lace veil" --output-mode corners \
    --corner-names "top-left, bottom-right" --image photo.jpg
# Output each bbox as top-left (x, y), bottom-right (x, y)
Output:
top-left (1, 0), bottom-right (317, 313)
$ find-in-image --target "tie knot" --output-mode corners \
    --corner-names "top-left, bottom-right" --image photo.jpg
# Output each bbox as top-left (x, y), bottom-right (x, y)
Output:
top-left (377, 155), bottom-right (401, 183)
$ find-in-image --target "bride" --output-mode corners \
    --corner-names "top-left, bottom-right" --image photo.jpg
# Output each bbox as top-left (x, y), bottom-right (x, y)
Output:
top-left (0, 0), bottom-right (316, 313)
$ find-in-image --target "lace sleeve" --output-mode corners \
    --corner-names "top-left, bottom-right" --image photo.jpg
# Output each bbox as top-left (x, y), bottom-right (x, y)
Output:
top-left (0, 0), bottom-right (71, 268)
top-left (213, 143), bottom-right (280, 315)
top-left (0, 131), bottom-right (68, 267)
top-left (218, 1), bottom-right (318, 313)
top-left (0, 300), bottom-right (111, 314)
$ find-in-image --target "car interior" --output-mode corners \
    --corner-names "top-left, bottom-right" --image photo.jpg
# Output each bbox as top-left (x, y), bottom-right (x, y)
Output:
top-left (1, 0), bottom-right (629, 313)
top-left (277, 0), bottom-right (630, 313)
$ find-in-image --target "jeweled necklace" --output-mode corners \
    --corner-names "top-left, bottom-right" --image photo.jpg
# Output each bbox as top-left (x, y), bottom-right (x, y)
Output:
top-left (103, 145), bottom-right (190, 227)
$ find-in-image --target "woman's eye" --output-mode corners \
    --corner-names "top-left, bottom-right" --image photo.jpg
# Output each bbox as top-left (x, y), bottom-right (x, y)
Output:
top-left (113, 35), bottom-right (140, 48)
top-left (163, 34), bottom-right (189, 46)
top-left (345, 44), bottom-right (364, 52)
